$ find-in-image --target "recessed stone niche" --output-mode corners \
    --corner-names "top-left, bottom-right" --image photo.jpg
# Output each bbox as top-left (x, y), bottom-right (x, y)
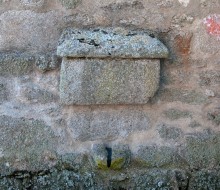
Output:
top-left (57, 28), bottom-right (168, 105)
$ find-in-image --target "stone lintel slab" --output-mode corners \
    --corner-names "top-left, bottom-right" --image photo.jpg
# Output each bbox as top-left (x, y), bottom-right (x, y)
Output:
top-left (57, 28), bottom-right (169, 59)
top-left (60, 58), bottom-right (160, 105)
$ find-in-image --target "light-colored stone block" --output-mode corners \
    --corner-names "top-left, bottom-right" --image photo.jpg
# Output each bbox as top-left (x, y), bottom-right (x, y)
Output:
top-left (60, 58), bottom-right (160, 105)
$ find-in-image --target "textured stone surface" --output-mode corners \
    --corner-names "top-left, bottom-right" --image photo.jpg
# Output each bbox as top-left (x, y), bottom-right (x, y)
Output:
top-left (0, 168), bottom-right (190, 190)
top-left (0, 53), bottom-right (34, 76)
top-left (208, 110), bottom-right (220, 126)
top-left (35, 54), bottom-right (61, 72)
top-left (0, 0), bottom-right (220, 187)
top-left (0, 115), bottom-right (57, 174)
top-left (134, 145), bottom-right (185, 168)
top-left (155, 88), bottom-right (208, 104)
top-left (60, 59), bottom-right (160, 105)
top-left (184, 130), bottom-right (220, 169)
top-left (22, 83), bottom-right (58, 104)
top-left (188, 170), bottom-right (220, 190)
top-left (0, 10), bottom-right (62, 52)
top-left (157, 124), bottom-right (183, 140)
top-left (0, 82), bottom-right (8, 104)
top-left (58, 0), bottom-right (82, 9)
top-left (91, 144), bottom-right (131, 170)
top-left (164, 109), bottom-right (192, 120)
top-left (67, 109), bottom-right (150, 141)
top-left (57, 28), bottom-right (169, 58)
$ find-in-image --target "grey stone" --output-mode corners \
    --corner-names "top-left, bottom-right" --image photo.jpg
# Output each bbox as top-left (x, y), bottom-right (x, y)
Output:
top-left (163, 109), bottom-right (192, 120)
top-left (158, 124), bottom-right (183, 140)
top-left (199, 70), bottom-right (220, 86)
top-left (207, 110), bottom-right (220, 126)
top-left (57, 28), bottom-right (169, 59)
top-left (91, 144), bottom-right (107, 169)
top-left (35, 54), bottom-right (61, 72)
top-left (68, 109), bottom-right (150, 141)
top-left (129, 169), bottom-right (189, 189)
top-left (58, 0), bottom-right (81, 9)
top-left (0, 10), bottom-right (63, 52)
top-left (184, 130), bottom-right (220, 169)
top-left (134, 145), bottom-right (186, 168)
top-left (111, 144), bottom-right (131, 170)
top-left (60, 59), bottom-right (160, 105)
top-left (188, 170), bottom-right (220, 190)
top-left (0, 82), bottom-right (8, 104)
top-left (189, 121), bottom-right (201, 128)
top-left (155, 88), bottom-right (208, 105)
top-left (56, 153), bottom-right (86, 172)
top-left (22, 84), bottom-right (58, 103)
top-left (0, 53), bottom-right (34, 76)
top-left (20, 0), bottom-right (44, 7)
top-left (91, 144), bottom-right (131, 170)
top-left (0, 115), bottom-right (57, 174)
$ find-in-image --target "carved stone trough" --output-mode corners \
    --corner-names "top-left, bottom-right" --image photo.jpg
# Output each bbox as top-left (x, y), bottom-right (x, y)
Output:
top-left (57, 28), bottom-right (168, 105)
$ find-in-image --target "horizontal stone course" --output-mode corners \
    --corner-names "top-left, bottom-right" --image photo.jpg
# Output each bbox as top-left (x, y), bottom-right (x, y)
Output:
top-left (67, 109), bottom-right (150, 141)
top-left (57, 28), bottom-right (169, 59)
top-left (60, 58), bottom-right (160, 105)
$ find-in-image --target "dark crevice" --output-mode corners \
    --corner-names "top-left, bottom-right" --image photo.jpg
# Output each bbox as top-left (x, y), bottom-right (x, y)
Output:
top-left (106, 147), bottom-right (112, 167)
top-left (78, 39), bottom-right (100, 47)
top-left (101, 30), bottom-right (108, 34)
top-left (126, 33), bottom-right (137, 36)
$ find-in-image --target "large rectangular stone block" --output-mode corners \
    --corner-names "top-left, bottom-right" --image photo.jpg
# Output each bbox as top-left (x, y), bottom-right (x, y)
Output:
top-left (60, 58), bottom-right (160, 105)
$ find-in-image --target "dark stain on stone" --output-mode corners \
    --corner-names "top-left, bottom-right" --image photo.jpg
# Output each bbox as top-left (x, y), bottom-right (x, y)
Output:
top-left (106, 147), bottom-right (112, 167)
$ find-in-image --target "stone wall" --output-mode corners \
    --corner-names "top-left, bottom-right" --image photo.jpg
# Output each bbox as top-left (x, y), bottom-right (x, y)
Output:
top-left (0, 0), bottom-right (220, 189)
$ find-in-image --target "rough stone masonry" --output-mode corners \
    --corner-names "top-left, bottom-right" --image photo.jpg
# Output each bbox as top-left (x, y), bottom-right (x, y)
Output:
top-left (0, 0), bottom-right (220, 189)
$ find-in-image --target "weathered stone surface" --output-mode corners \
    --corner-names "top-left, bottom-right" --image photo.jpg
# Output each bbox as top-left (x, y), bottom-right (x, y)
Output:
top-left (155, 88), bottom-right (208, 104)
top-left (0, 10), bottom-right (62, 52)
top-left (199, 70), bottom-right (220, 86)
top-left (0, 168), bottom-right (190, 190)
top-left (0, 53), bottom-right (34, 76)
top-left (58, 0), bottom-right (81, 9)
top-left (35, 54), bottom-right (61, 72)
top-left (22, 84), bottom-right (58, 104)
top-left (56, 153), bottom-right (86, 172)
top-left (20, 0), bottom-right (44, 7)
top-left (60, 59), bottom-right (160, 105)
top-left (91, 144), bottom-right (131, 170)
top-left (208, 110), bottom-right (220, 126)
top-left (128, 169), bottom-right (189, 190)
top-left (0, 82), bottom-right (8, 104)
top-left (184, 130), bottom-right (220, 169)
top-left (189, 121), bottom-right (201, 128)
top-left (91, 144), bottom-right (107, 170)
top-left (67, 109), bottom-right (150, 141)
top-left (157, 124), bottom-right (183, 140)
top-left (57, 28), bottom-right (169, 58)
top-left (0, 115), bottom-right (57, 174)
top-left (164, 109), bottom-right (192, 120)
top-left (134, 145), bottom-right (186, 168)
top-left (188, 170), bottom-right (220, 190)
top-left (111, 144), bottom-right (131, 170)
